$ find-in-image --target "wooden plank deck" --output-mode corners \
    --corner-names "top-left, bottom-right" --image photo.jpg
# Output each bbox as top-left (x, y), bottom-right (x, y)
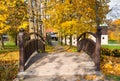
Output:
top-left (14, 51), bottom-right (110, 81)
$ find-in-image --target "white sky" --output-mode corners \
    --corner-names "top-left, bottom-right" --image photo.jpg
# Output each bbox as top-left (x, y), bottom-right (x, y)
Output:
top-left (109, 0), bottom-right (120, 9)
top-left (107, 0), bottom-right (120, 20)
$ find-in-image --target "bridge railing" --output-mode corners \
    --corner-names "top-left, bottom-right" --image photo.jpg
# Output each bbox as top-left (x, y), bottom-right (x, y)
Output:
top-left (18, 29), bottom-right (45, 72)
top-left (77, 31), bottom-right (101, 71)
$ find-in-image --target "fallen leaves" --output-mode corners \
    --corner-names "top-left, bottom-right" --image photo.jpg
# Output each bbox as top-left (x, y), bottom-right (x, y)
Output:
top-left (101, 55), bottom-right (120, 76)
top-left (0, 51), bottom-right (19, 81)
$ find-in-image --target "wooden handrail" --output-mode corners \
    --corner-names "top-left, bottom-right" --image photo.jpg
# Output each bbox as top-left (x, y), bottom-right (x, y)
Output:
top-left (18, 28), bottom-right (45, 71)
top-left (77, 31), bottom-right (101, 71)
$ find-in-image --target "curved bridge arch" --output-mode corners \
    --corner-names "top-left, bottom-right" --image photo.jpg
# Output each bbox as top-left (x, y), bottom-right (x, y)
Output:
top-left (77, 32), bottom-right (96, 41)
top-left (18, 30), bottom-right (45, 71)
top-left (77, 32), bottom-right (96, 56)
top-left (77, 31), bottom-right (101, 70)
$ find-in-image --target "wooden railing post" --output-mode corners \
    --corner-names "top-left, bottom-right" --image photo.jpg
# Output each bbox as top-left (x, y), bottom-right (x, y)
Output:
top-left (94, 26), bottom-right (102, 71)
top-left (18, 28), bottom-right (25, 72)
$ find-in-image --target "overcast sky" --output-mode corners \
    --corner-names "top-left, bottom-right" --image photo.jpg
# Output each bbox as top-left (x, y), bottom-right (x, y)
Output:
top-left (109, 0), bottom-right (120, 8)
top-left (107, 0), bottom-right (120, 20)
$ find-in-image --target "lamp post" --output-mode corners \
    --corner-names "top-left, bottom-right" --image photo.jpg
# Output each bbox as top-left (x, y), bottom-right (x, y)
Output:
top-left (94, 0), bottom-right (102, 71)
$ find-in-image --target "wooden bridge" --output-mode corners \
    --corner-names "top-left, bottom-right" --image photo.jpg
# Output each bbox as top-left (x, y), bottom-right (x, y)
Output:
top-left (15, 47), bottom-right (108, 81)
top-left (14, 29), bottom-right (111, 81)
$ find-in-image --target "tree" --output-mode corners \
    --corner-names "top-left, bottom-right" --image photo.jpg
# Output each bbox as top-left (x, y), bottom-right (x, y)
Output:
top-left (6, 0), bottom-right (28, 45)
top-left (0, 0), bottom-right (11, 48)
top-left (0, 0), bottom-right (28, 48)
top-left (44, 0), bottom-right (109, 46)
top-left (109, 19), bottom-right (120, 41)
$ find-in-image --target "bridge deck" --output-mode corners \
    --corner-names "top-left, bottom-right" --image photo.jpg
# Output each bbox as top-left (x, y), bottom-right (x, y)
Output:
top-left (15, 51), bottom-right (109, 81)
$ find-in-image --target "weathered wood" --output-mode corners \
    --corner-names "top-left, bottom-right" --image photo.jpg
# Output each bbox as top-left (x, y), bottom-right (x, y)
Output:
top-left (77, 38), bottom-right (96, 56)
top-left (18, 29), bottom-right (25, 72)
top-left (77, 31), bottom-right (101, 71)
top-left (18, 28), bottom-right (45, 72)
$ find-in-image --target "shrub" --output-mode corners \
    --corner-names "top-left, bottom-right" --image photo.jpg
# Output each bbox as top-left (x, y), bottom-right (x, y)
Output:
top-left (0, 51), bottom-right (19, 81)
top-left (0, 60), bottom-right (19, 81)
top-left (101, 48), bottom-right (120, 57)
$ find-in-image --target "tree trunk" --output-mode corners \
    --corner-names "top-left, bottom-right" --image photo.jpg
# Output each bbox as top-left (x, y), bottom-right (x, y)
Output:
top-left (61, 35), bottom-right (63, 45)
top-left (15, 33), bottom-right (18, 46)
top-left (70, 35), bottom-right (72, 47)
top-left (65, 35), bottom-right (67, 45)
top-left (0, 35), bottom-right (4, 49)
top-left (59, 32), bottom-right (63, 45)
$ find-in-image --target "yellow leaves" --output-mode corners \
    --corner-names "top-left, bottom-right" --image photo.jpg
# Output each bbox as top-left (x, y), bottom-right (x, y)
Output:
top-left (101, 56), bottom-right (120, 76)
top-left (114, 64), bottom-right (120, 72)
top-left (109, 31), bottom-right (120, 41)
top-left (0, 22), bottom-right (10, 34)
top-left (103, 62), bottom-right (113, 69)
top-left (87, 7), bottom-right (92, 13)
top-left (46, 0), bottom-right (109, 36)
top-left (0, 51), bottom-right (19, 80)
top-left (61, 19), bottom-right (78, 35)
top-left (0, 0), bottom-right (28, 34)
top-left (0, 51), bottom-right (19, 61)
top-left (0, 14), bottom-right (8, 21)
top-left (102, 62), bottom-right (120, 75)
top-left (85, 75), bottom-right (97, 80)
top-left (109, 19), bottom-right (120, 41)
top-left (18, 21), bottom-right (28, 30)
top-left (111, 19), bottom-right (120, 26)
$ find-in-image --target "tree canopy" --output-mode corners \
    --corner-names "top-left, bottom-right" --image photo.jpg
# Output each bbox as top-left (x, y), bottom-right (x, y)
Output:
top-left (44, 0), bottom-right (109, 36)
top-left (0, 0), bottom-right (28, 35)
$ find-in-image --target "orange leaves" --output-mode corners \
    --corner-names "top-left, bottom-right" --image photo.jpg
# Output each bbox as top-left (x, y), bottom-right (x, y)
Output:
top-left (0, 0), bottom-right (28, 34)
top-left (46, 0), bottom-right (109, 36)
top-left (111, 19), bottom-right (120, 26)
top-left (61, 19), bottom-right (78, 35)
top-left (101, 55), bottom-right (120, 76)
top-left (109, 19), bottom-right (120, 41)
top-left (0, 51), bottom-right (19, 61)
top-left (102, 62), bottom-right (120, 75)
top-left (0, 51), bottom-right (19, 81)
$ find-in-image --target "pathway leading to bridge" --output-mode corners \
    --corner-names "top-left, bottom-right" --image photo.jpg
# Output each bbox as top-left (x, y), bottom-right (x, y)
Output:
top-left (15, 46), bottom-right (111, 81)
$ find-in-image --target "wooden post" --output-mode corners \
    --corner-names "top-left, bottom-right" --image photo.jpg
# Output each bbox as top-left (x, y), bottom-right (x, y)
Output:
top-left (18, 28), bottom-right (25, 72)
top-left (94, 26), bottom-right (102, 71)
top-left (94, 0), bottom-right (102, 71)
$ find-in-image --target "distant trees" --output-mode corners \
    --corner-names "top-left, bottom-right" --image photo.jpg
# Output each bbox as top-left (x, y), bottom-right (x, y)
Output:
top-left (109, 19), bottom-right (120, 41)
top-left (44, 0), bottom-right (109, 46)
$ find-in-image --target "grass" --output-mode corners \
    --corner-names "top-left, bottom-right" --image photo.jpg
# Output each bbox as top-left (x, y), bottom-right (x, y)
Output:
top-left (0, 41), bottom-right (18, 54)
top-left (101, 40), bottom-right (120, 50)
top-left (108, 40), bottom-right (119, 44)
top-left (102, 45), bottom-right (120, 50)
top-left (0, 41), bottom-right (19, 81)
top-left (106, 75), bottom-right (120, 81)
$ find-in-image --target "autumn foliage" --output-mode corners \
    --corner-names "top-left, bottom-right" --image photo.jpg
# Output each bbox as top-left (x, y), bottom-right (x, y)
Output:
top-left (108, 19), bottom-right (120, 41)
top-left (0, 0), bottom-right (28, 42)
top-left (44, 0), bottom-right (109, 36)
top-left (0, 51), bottom-right (19, 81)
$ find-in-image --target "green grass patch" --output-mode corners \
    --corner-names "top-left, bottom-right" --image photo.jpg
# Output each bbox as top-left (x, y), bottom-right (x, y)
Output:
top-left (102, 45), bottom-right (120, 50)
top-left (0, 41), bottom-right (19, 81)
top-left (0, 41), bottom-right (18, 54)
top-left (106, 75), bottom-right (120, 81)
top-left (108, 40), bottom-right (119, 44)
